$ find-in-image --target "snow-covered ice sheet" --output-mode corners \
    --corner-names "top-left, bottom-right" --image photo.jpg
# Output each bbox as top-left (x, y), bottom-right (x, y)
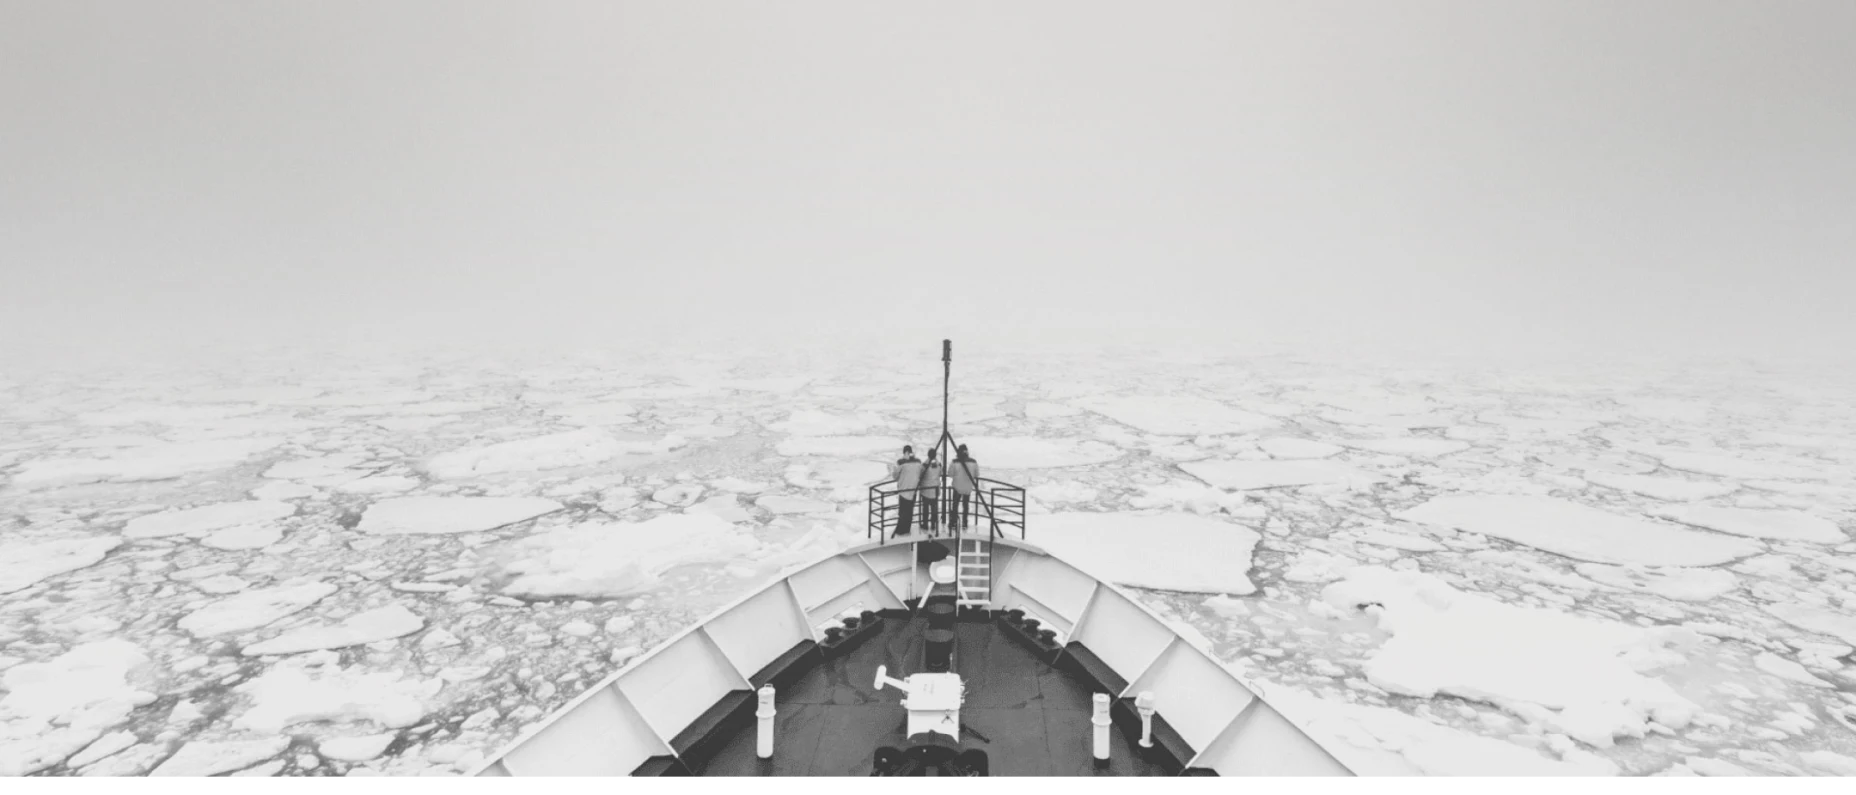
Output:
top-left (1181, 459), bottom-right (1387, 491)
top-left (1076, 395), bottom-right (1278, 436)
top-left (1399, 495), bottom-right (1763, 566)
top-left (1649, 505), bottom-right (1846, 544)
top-left (122, 500), bottom-right (296, 539)
top-left (952, 436), bottom-right (1123, 469)
top-left (425, 428), bottom-right (631, 479)
top-left (0, 537), bottom-right (121, 594)
top-left (357, 497), bottom-right (562, 535)
top-left (1032, 512), bottom-right (1261, 594)
top-left (1321, 565), bottom-right (1699, 748)
top-left (495, 513), bottom-right (759, 598)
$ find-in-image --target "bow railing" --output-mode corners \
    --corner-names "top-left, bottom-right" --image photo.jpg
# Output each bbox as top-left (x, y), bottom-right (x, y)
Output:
top-left (867, 476), bottom-right (1025, 545)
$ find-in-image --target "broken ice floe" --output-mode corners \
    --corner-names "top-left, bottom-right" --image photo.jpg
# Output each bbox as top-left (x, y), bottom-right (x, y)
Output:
top-left (357, 496), bottom-right (562, 535)
top-left (1399, 495), bottom-right (1762, 567)
top-left (1032, 512), bottom-right (1260, 594)
top-left (1180, 459), bottom-right (1387, 491)
top-left (1075, 395), bottom-right (1278, 436)
top-left (1321, 565), bottom-right (1700, 749)
top-left (495, 513), bottom-right (758, 598)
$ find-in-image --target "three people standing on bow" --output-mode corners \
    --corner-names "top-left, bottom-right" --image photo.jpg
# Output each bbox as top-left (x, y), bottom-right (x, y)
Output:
top-left (884, 442), bottom-right (979, 537)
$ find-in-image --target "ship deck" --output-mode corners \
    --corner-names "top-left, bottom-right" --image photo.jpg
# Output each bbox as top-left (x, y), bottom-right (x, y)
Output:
top-left (687, 609), bottom-right (1171, 776)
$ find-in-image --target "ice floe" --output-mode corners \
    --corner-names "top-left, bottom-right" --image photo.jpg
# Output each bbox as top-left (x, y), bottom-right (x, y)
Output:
top-left (1180, 460), bottom-right (1387, 491)
top-left (1258, 438), bottom-right (1343, 459)
top-left (0, 536), bottom-right (122, 594)
top-left (1764, 603), bottom-right (1856, 646)
top-left (1657, 452), bottom-right (1822, 481)
top-left (1751, 652), bottom-right (1832, 688)
top-left (1270, 687), bottom-right (1618, 775)
top-left (1571, 564), bottom-right (1737, 601)
top-left (319, 733), bottom-right (397, 763)
top-left (1649, 505), bottom-right (1846, 544)
top-left (243, 604), bottom-right (425, 656)
top-left (952, 436), bottom-right (1122, 469)
top-left (775, 435), bottom-right (905, 457)
top-left (1321, 566), bottom-right (1699, 748)
top-left (122, 499), bottom-right (296, 539)
top-left (151, 738), bottom-right (291, 776)
top-left (1399, 495), bottom-right (1762, 567)
top-left (0, 640), bottom-right (156, 776)
top-left (1076, 395), bottom-right (1278, 436)
top-left (425, 428), bottom-right (631, 479)
top-left (495, 514), bottom-right (759, 598)
top-left (178, 581), bottom-right (338, 637)
top-left (358, 497), bottom-right (562, 535)
top-left (10, 438), bottom-right (281, 489)
top-left (1342, 438), bottom-right (1470, 458)
top-left (1583, 471), bottom-right (1737, 501)
top-left (1032, 512), bottom-right (1260, 594)
top-left (234, 663), bottom-right (429, 732)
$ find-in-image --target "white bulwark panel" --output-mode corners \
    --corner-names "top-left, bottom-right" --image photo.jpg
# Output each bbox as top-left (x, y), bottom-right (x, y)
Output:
top-left (616, 631), bottom-right (747, 741)
top-left (500, 684), bottom-right (668, 776)
top-left (1192, 701), bottom-right (1355, 777)
top-left (701, 584), bottom-right (809, 681)
top-left (1070, 588), bottom-right (1177, 690)
top-left (1126, 639), bottom-right (1258, 752)
top-left (994, 552), bottom-right (1095, 632)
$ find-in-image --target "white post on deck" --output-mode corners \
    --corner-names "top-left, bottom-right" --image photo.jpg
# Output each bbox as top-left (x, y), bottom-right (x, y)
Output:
top-left (756, 686), bottom-right (776, 759)
top-left (1136, 691), bottom-right (1156, 748)
top-left (1092, 693), bottom-right (1111, 766)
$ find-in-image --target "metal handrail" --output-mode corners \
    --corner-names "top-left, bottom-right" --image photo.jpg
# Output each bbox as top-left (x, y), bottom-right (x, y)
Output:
top-left (866, 476), bottom-right (1026, 545)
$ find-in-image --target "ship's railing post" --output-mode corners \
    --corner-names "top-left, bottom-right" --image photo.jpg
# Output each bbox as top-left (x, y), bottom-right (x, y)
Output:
top-left (1136, 691), bottom-right (1156, 748)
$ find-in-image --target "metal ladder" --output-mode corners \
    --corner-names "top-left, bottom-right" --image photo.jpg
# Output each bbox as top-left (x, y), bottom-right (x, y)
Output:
top-left (955, 537), bottom-right (991, 607)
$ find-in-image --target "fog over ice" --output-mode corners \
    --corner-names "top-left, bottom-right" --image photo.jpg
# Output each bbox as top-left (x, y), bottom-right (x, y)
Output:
top-left (4, 0), bottom-right (1855, 371)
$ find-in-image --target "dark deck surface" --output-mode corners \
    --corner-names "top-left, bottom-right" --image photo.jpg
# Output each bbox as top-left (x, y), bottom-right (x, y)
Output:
top-left (691, 612), bottom-right (1170, 776)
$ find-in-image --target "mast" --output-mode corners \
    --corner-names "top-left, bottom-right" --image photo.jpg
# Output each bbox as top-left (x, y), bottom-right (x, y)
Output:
top-left (941, 339), bottom-right (952, 461)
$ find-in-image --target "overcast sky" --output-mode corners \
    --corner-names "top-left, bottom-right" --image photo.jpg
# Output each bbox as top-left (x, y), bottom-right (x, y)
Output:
top-left (4, 1), bottom-right (1852, 367)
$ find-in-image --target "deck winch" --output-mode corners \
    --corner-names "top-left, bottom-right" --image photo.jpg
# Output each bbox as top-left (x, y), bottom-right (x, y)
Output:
top-left (874, 665), bottom-right (965, 741)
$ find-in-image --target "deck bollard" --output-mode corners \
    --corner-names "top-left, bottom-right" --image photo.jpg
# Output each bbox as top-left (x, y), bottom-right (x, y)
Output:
top-left (1092, 693), bottom-right (1111, 767)
top-left (756, 686), bottom-right (776, 759)
top-left (1135, 691), bottom-right (1156, 748)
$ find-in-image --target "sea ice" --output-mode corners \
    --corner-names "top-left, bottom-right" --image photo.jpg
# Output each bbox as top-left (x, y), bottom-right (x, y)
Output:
top-left (243, 604), bottom-right (425, 656)
top-left (177, 582), bottom-right (338, 637)
top-left (122, 500), bottom-right (296, 539)
top-left (1321, 566), bottom-right (1699, 748)
top-left (1343, 439), bottom-right (1471, 458)
top-left (1658, 452), bottom-right (1822, 481)
top-left (1075, 395), bottom-right (1278, 436)
top-left (358, 497), bottom-right (562, 535)
top-left (1180, 460), bottom-right (1387, 491)
top-left (1398, 495), bottom-right (1762, 567)
top-left (1764, 603), bottom-right (1856, 646)
top-left (770, 409), bottom-right (887, 436)
top-left (11, 438), bottom-right (281, 489)
top-left (1268, 687), bottom-right (1618, 775)
top-left (1031, 512), bottom-right (1260, 594)
top-left (756, 495), bottom-right (836, 515)
top-left (1752, 653), bottom-right (1832, 688)
top-left (1258, 438), bottom-right (1343, 459)
top-left (150, 738), bottom-right (291, 776)
top-left (0, 536), bottom-right (122, 594)
top-left (1572, 565), bottom-right (1737, 602)
top-left (1649, 506), bottom-right (1846, 544)
top-left (319, 733), bottom-right (397, 763)
top-left (425, 428), bottom-right (629, 479)
top-left (234, 663), bottom-right (429, 732)
top-left (496, 514), bottom-right (759, 598)
top-left (951, 436), bottom-right (1122, 469)
top-left (775, 436), bottom-right (905, 457)
top-left (1582, 471), bottom-right (1737, 501)
top-left (0, 640), bottom-right (157, 775)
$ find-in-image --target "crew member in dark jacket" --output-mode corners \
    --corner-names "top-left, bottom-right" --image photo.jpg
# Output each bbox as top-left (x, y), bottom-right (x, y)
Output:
top-left (950, 444), bottom-right (979, 530)
top-left (920, 448), bottom-right (944, 534)
top-left (887, 445), bottom-right (924, 537)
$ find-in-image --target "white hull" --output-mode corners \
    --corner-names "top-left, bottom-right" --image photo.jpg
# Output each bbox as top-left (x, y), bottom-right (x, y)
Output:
top-left (472, 534), bottom-right (1362, 776)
